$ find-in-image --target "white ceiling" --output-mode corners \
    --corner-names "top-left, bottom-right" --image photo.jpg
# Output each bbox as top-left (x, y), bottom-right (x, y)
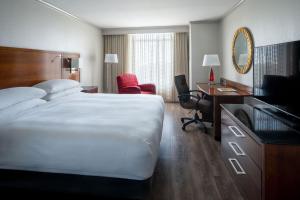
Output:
top-left (44, 0), bottom-right (242, 28)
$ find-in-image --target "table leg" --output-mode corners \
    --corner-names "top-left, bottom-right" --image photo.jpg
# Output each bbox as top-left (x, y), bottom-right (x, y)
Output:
top-left (213, 96), bottom-right (221, 141)
top-left (213, 96), bottom-right (244, 141)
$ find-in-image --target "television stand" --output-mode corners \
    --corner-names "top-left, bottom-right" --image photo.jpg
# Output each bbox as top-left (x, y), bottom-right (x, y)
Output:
top-left (221, 103), bottom-right (300, 200)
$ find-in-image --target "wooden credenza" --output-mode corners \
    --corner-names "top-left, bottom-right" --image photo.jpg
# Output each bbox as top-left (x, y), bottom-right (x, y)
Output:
top-left (221, 103), bottom-right (300, 200)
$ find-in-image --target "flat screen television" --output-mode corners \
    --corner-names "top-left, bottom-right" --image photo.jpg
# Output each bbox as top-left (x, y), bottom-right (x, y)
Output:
top-left (253, 40), bottom-right (300, 119)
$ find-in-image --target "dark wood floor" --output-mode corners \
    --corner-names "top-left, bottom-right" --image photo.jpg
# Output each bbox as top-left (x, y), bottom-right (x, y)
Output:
top-left (146, 103), bottom-right (243, 200)
top-left (1, 103), bottom-right (243, 200)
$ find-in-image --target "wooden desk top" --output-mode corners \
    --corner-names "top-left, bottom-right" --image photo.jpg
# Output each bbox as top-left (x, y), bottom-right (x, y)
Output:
top-left (197, 83), bottom-right (252, 97)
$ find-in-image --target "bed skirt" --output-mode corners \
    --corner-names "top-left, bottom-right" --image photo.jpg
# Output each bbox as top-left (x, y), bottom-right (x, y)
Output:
top-left (0, 169), bottom-right (152, 199)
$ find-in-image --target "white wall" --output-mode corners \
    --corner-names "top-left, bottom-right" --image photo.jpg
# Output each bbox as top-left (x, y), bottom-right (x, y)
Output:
top-left (221, 0), bottom-right (300, 87)
top-left (189, 21), bottom-right (220, 89)
top-left (0, 0), bottom-right (103, 89)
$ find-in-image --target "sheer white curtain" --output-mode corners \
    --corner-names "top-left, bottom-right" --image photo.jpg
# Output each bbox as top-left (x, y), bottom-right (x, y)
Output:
top-left (128, 33), bottom-right (175, 101)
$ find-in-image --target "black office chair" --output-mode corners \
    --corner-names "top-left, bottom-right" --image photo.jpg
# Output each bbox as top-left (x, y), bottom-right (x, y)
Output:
top-left (174, 75), bottom-right (213, 132)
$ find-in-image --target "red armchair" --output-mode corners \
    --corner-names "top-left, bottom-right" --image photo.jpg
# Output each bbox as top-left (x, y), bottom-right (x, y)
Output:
top-left (117, 73), bottom-right (156, 94)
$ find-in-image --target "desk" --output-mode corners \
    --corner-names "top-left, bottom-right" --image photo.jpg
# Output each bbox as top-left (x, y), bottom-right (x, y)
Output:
top-left (197, 82), bottom-right (251, 141)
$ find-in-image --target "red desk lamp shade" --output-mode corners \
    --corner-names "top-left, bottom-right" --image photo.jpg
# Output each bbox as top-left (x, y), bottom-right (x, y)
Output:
top-left (209, 67), bottom-right (215, 82)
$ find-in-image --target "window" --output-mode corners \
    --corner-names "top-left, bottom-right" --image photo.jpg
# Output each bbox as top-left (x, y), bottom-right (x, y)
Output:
top-left (129, 33), bottom-right (175, 101)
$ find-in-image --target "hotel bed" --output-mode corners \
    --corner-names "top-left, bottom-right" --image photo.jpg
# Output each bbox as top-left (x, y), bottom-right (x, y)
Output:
top-left (0, 82), bottom-right (164, 198)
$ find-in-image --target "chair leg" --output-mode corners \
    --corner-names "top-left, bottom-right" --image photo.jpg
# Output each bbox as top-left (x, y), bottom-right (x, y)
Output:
top-left (181, 117), bottom-right (193, 123)
top-left (182, 119), bottom-right (198, 130)
top-left (181, 111), bottom-right (209, 133)
top-left (202, 123), bottom-right (208, 134)
top-left (195, 120), bottom-right (208, 134)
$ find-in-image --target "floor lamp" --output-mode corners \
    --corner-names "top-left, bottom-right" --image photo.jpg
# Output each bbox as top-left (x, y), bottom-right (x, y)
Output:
top-left (104, 54), bottom-right (118, 92)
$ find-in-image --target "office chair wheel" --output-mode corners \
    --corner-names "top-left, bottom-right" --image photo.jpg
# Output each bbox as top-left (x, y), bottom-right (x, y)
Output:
top-left (181, 118), bottom-right (184, 123)
top-left (182, 126), bottom-right (186, 131)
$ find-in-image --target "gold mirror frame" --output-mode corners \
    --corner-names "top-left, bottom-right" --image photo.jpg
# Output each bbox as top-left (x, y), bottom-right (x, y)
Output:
top-left (232, 27), bottom-right (254, 74)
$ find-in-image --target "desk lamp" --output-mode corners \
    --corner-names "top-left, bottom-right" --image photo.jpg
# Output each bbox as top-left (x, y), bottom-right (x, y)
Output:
top-left (202, 54), bottom-right (220, 85)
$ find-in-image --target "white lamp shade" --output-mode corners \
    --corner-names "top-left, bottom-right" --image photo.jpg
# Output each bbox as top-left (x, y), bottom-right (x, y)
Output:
top-left (238, 53), bottom-right (248, 65)
top-left (202, 54), bottom-right (220, 66)
top-left (104, 54), bottom-right (118, 63)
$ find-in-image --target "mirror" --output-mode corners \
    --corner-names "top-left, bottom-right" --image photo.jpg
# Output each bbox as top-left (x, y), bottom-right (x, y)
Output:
top-left (232, 27), bottom-right (254, 74)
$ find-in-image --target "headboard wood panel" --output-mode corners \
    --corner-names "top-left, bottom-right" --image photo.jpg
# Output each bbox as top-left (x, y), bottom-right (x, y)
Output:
top-left (0, 46), bottom-right (79, 89)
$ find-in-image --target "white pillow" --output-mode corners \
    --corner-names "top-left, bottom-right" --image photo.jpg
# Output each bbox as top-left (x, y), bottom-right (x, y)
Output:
top-left (0, 99), bottom-right (46, 124)
top-left (33, 79), bottom-right (80, 94)
top-left (0, 87), bottom-right (46, 110)
top-left (43, 86), bottom-right (83, 101)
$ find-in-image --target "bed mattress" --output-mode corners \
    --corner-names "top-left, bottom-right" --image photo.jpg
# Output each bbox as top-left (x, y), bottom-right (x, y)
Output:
top-left (0, 93), bottom-right (164, 180)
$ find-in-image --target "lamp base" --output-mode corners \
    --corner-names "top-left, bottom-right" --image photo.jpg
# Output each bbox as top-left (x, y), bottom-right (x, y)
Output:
top-left (208, 67), bottom-right (215, 85)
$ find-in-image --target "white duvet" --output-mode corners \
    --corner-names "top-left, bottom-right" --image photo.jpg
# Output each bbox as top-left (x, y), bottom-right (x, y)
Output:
top-left (0, 93), bottom-right (164, 180)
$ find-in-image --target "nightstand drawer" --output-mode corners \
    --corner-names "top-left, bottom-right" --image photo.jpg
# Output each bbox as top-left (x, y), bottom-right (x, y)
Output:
top-left (81, 86), bottom-right (98, 93)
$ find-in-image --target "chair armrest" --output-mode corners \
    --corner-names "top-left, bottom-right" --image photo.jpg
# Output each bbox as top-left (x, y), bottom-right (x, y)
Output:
top-left (178, 93), bottom-right (202, 104)
top-left (138, 83), bottom-right (156, 93)
top-left (179, 94), bottom-right (200, 100)
top-left (189, 90), bottom-right (206, 98)
top-left (119, 86), bottom-right (141, 94)
top-left (189, 90), bottom-right (201, 93)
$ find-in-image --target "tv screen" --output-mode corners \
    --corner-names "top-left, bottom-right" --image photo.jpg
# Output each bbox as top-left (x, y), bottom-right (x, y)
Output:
top-left (253, 40), bottom-right (300, 119)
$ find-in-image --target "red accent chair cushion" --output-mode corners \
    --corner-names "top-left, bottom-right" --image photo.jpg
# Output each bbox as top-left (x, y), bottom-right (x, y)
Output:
top-left (117, 73), bottom-right (156, 94)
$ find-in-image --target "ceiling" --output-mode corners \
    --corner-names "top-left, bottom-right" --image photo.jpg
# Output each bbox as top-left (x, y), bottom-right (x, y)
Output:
top-left (44, 0), bottom-right (242, 28)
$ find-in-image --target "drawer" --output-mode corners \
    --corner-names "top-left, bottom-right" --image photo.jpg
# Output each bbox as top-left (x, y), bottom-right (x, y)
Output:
top-left (221, 111), bottom-right (262, 168)
top-left (222, 136), bottom-right (262, 189)
top-left (221, 137), bottom-right (262, 200)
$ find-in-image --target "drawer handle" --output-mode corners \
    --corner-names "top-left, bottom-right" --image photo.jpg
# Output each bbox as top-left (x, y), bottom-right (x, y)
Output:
top-left (228, 158), bottom-right (246, 175)
top-left (228, 126), bottom-right (245, 137)
top-left (228, 142), bottom-right (246, 156)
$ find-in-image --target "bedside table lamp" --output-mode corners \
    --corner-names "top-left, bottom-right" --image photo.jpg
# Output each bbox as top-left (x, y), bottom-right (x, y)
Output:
top-left (202, 54), bottom-right (220, 85)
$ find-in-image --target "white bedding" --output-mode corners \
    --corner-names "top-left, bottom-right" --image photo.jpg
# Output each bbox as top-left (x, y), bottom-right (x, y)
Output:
top-left (0, 93), bottom-right (164, 180)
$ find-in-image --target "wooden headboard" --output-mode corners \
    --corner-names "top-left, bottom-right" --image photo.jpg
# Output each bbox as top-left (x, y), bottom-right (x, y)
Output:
top-left (0, 46), bottom-right (80, 89)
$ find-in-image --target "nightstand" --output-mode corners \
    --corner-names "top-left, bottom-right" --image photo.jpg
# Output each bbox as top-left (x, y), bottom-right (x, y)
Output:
top-left (81, 86), bottom-right (98, 93)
